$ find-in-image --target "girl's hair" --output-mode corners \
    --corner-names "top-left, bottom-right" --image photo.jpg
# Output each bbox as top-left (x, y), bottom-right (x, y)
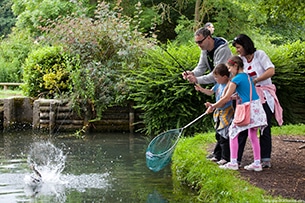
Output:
top-left (213, 63), bottom-right (230, 77)
top-left (227, 56), bottom-right (244, 69)
top-left (232, 34), bottom-right (256, 55)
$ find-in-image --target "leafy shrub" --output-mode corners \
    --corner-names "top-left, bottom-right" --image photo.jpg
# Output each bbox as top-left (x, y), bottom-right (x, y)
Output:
top-left (38, 1), bottom-right (155, 119)
top-left (22, 45), bottom-right (77, 97)
top-left (0, 28), bottom-right (35, 82)
top-left (269, 40), bottom-right (305, 124)
top-left (128, 42), bottom-right (215, 136)
top-left (12, 0), bottom-right (79, 34)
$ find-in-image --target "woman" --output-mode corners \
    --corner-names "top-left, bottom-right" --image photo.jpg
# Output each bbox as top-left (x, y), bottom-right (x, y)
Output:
top-left (205, 55), bottom-right (267, 171)
top-left (232, 34), bottom-right (283, 168)
top-left (204, 22), bottom-right (215, 35)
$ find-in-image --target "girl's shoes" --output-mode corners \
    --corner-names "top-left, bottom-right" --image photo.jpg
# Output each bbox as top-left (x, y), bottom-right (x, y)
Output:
top-left (219, 162), bottom-right (239, 170)
top-left (244, 163), bottom-right (262, 172)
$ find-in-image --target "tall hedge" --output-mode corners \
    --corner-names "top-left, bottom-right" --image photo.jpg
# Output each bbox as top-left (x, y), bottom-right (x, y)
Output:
top-left (270, 40), bottom-right (305, 124)
top-left (129, 41), bottom-right (305, 136)
top-left (128, 42), bottom-right (215, 136)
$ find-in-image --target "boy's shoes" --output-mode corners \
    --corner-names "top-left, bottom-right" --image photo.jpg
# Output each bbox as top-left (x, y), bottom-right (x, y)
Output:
top-left (219, 162), bottom-right (239, 170)
top-left (209, 157), bottom-right (218, 162)
top-left (206, 153), bottom-right (214, 159)
top-left (261, 161), bottom-right (271, 168)
top-left (244, 163), bottom-right (263, 172)
top-left (217, 159), bottom-right (228, 165)
top-left (206, 153), bottom-right (219, 162)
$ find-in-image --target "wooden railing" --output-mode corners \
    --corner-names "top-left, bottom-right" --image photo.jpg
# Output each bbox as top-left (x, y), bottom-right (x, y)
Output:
top-left (0, 82), bottom-right (23, 90)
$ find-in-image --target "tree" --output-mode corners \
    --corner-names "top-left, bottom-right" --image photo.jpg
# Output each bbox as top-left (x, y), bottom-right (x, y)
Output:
top-left (261, 0), bottom-right (305, 22)
top-left (11, 0), bottom-right (93, 33)
top-left (0, 0), bottom-right (16, 37)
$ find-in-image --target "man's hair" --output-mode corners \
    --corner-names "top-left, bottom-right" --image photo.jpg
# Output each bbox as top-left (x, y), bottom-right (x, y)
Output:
top-left (214, 63), bottom-right (230, 77)
top-left (232, 34), bottom-right (256, 55)
top-left (194, 27), bottom-right (211, 38)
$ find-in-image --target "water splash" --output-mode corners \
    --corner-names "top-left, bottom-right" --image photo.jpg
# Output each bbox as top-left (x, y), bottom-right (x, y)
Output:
top-left (23, 141), bottom-right (110, 202)
top-left (27, 141), bottom-right (66, 183)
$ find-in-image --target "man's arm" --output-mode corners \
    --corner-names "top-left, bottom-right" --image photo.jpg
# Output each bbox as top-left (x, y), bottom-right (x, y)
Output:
top-left (213, 43), bottom-right (232, 66)
top-left (190, 50), bottom-right (215, 84)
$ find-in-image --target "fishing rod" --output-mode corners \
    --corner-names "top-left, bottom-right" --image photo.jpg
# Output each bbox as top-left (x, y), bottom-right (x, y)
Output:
top-left (159, 45), bottom-right (188, 74)
top-left (159, 45), bottom-right (202, 88)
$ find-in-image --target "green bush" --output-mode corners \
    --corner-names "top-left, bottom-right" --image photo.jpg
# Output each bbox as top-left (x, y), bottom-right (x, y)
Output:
top-left (37, 2), bottom-right (155, 119)
top-left (268, 40), bottom-right (305, 124)
top-left (128, 42), bottom-right (215, 135)
top-left (0, 28), bottom-right (35, 82)
top-left (22, 45), bottom-right (77, 97)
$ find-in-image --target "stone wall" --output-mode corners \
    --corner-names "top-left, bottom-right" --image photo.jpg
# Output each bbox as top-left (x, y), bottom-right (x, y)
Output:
top-left (0, 97), bottom-right (142, 133)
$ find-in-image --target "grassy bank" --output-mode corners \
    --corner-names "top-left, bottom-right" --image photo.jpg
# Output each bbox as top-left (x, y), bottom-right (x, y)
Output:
top-left (171, 124), bottom-right (305, 202)
top-left (0, 89), bottom-right (23, 99)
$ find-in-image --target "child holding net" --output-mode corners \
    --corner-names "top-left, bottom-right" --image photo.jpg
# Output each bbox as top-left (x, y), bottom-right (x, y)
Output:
top-left (195, 63), bottom-right (234, 165)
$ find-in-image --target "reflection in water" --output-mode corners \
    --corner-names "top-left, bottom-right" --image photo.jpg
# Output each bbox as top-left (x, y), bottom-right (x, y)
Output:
top-left (0, 132), bottom-right (195, 202)
top-left (147, 190), bottom-right (169, 203)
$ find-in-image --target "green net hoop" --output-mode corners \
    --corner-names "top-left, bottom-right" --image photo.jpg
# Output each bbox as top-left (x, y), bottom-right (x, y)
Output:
top-left (146, 128), bottom-right (183, 172)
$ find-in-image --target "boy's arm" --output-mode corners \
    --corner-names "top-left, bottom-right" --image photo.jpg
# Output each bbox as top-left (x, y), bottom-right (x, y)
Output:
top-left (194, 85), bottom-right (214, 96)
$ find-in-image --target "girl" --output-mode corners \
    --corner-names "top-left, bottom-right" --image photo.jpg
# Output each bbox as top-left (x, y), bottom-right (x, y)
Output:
top-left (206, 56), bottom-right (267, 171)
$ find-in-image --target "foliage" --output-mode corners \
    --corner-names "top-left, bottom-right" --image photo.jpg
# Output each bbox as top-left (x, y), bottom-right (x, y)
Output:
top-left (171, 131), bottom-right (293, 202)
top-left (11, 0), bottom-right (90, 34)
top-left (260, 0), bottom-right (305, 22)
top-left (38, 1), bottom-right (155, 119)
top-left (0, 0), bottom-right (16, 37)
top-left (0, 28), bottom-right (35, 82)
top-left (174, 16), bottom-right (195, 45)
top-left (268, 41), bottom-right (305, 124)
top-left (22, 46), bottom-right (77, 98)
top-left (199, 0), bottom-right (265, 40)
top-left (128, 42), bottom-right (215, 135)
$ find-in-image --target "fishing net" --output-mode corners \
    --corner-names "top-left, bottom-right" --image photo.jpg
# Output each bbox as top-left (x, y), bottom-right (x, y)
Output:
top-left (146, 128), bottom-right (183, 172)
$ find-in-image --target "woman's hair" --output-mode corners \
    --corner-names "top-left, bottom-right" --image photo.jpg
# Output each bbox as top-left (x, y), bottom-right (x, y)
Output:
top-left (213, 63), bottom-right (230, 77)
top-left (227, 55), bottom-right (244, 69)
top-left (204, 22), bottom-right (213, 28)
top-left (232, 34), bottom-right (256, 55)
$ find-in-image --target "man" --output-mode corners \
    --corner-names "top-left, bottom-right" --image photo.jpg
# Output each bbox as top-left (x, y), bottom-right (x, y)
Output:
top-left (182, 28), bottom-right (232, 85)
top-left (182, 27), bottom-right (232, 162)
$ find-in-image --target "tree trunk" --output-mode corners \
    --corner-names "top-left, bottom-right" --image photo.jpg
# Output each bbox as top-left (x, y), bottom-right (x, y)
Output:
top-left (194, 0), bottom-right (202, 30)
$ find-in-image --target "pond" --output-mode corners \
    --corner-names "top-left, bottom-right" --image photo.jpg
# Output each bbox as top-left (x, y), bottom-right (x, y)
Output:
top-left (0, 131), bottom-right (196, 203)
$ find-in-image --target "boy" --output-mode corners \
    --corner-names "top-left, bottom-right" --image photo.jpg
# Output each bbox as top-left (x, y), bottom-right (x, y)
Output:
top-left (195, 63), bottom-right (234, 165)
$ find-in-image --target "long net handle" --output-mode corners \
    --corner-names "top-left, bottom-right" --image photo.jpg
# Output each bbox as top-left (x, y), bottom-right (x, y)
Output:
top-left (182, 112), bottom-right (207, 130)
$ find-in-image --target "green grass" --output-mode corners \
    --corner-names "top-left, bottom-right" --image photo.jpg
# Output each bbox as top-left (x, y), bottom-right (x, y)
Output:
top-left (0, 89), bottom-right (23, 98)
top-left (171, 124), bottom-right (305, 202)
top-left (272, 124), bottom-right (305, 136)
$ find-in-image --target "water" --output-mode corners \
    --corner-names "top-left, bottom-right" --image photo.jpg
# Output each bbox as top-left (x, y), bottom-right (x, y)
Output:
top-left (0, 131), bottom-right (192, 203)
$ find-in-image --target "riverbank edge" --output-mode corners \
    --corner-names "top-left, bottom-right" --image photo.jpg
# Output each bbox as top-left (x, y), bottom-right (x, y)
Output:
top-left (171, 130), bottom-right (295, 202)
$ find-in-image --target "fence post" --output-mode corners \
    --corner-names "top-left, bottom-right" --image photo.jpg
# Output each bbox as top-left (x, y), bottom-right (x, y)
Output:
top-left (49, 101), bottom-right (57, 134)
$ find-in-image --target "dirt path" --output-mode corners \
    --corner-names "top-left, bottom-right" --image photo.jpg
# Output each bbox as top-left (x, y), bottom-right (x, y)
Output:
top-left (236, 135), bottom-right (305, 201)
